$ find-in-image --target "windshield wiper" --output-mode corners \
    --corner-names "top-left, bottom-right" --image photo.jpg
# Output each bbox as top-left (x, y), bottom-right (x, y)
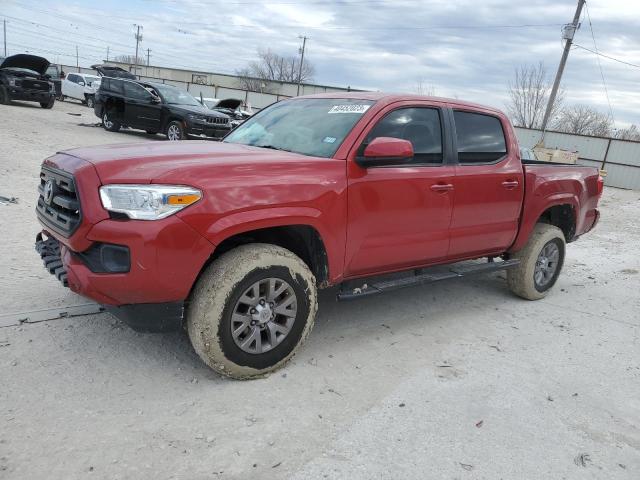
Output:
top-left (255, 144), bottom-right (292, 152)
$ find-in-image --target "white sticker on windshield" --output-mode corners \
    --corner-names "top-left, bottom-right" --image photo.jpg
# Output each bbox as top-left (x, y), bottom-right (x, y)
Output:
top-left (323, 136), bottom-right (337, 144)
top-left (328, 104), bottom-right (371, 114)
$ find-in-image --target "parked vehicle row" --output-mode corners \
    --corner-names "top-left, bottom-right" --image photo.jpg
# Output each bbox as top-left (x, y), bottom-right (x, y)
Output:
top-left (1, 54), bottom-right (253, 141)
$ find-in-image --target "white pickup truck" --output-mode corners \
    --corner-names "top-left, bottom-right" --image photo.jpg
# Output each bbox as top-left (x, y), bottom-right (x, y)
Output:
top-left (61, 72), bottom-right (101, 107)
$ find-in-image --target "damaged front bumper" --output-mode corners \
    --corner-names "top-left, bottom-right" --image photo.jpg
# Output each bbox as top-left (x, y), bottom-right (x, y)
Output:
top-left (35, 232), bottom-right (184, 333)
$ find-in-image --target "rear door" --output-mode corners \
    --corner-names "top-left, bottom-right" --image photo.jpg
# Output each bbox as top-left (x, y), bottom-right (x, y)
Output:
top-left (344, 102), bottom-right (455, 277)
top-left (123, 82), bottom-right (161, 130)
top-left (448, 108), bottom-right (524, 257)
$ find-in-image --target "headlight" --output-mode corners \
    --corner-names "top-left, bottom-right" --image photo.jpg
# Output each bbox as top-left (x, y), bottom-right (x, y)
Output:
top-left (99, 185), bottom-right (202, 220)
top-left (187, 114), bottom-right (207, 122)
top-left (8, 77), bottom-right (21, 87)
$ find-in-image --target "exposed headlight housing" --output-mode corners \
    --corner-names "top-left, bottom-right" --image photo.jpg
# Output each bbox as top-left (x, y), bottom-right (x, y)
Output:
top-left (99, 185), bottom-right (202, 220)
top-left (8, 77), bottom-right (21, 87)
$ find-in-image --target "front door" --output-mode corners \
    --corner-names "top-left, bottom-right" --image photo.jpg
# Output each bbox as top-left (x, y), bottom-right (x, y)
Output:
top-left (448, 108), bottom-right (524, 257)
top-left (344, 104), bottom-right (455, 277)
top-left (123, 82), bottom-right (161, 130)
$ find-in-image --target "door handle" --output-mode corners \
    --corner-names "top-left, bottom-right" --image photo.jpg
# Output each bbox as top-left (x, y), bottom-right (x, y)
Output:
top-left (430, 183), bottom-right (454, 193)
top-left (502, 180), bottom-right (519, 189)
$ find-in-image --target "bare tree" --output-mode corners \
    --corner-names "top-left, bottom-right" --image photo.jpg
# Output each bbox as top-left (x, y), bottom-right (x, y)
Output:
top-left (552, 104), bottom-right (613, 137)
top-left (414, 77), bottom-right (436, 96)
top-left (614, 124), bottom-right (640, 141)
top-left (507, 62), bottom-right (563, 129)
top-left (236, 49), bottom-right (315, 92)
top-left (113, 54), bottom-right (140, 66)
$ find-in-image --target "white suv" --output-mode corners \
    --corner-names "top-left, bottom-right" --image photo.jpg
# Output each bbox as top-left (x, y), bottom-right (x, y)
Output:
top-left (61, 73), bottom-right (101, 107)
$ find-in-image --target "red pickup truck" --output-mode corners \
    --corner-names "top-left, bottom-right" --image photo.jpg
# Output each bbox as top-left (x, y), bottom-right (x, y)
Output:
top-left (35, 93), bottom-right (602, 378)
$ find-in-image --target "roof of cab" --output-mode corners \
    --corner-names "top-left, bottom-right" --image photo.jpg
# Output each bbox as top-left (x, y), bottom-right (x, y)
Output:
top-left (296, 91), bottom-right (504, 116)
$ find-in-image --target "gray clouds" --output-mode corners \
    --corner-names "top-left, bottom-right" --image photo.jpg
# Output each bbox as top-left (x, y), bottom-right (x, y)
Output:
top-left (5, 0), bottom-right (639, 126)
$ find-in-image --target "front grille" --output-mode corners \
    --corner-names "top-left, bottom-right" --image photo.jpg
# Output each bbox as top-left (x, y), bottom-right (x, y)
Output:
top-left (206, 116), bottom-right (230, 125)
top-left (22, 79), bottom-right (50, 92)
top-left (36, 166), bottom-right (81, 237)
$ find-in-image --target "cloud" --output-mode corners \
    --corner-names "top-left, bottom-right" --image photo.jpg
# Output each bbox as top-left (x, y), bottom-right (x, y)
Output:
top-left (4, 0), bottom-right (639, 126)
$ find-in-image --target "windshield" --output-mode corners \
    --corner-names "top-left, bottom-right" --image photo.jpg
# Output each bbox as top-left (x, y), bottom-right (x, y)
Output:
top-left (152, 84), bottom-right (201, 106)
top-left (45, 65), bottom-right (59, 78)
top-left (224, 98), bottom-right (374, 158)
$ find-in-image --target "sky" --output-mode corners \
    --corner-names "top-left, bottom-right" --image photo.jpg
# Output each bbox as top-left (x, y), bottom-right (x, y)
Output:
top-left (2, 0), bottom-right (639, 128)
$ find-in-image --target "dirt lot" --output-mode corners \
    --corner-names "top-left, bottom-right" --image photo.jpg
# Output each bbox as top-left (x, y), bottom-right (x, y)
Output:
top-left (1, 100), bottom-right (639, 479)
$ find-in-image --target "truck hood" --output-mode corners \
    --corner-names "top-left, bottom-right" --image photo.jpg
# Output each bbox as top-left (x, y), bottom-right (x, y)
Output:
top-left (62, 141), bottom-right (317, 184)
top-left (0, 54), bottom-right (50, 75)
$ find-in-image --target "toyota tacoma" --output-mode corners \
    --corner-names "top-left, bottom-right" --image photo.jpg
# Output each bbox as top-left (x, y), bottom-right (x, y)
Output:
top-left (35, 93), bottom-right (602, 379)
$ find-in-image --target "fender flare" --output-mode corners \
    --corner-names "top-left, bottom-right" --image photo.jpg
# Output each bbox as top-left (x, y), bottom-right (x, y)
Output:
top-left (510, 193), bottom-right (580, 252)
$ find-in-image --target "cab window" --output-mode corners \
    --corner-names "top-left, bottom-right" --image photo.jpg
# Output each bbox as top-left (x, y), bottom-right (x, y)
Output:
top-left (364, 107), bottom-right (443, 165)
top-left (453, 111), bottom-right (507, 164)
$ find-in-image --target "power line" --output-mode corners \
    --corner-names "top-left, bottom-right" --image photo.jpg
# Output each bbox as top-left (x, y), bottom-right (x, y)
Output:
top-left (572, 44), bottom-right (640, 69)
top-left (584, 1), bottom-right (615, 124)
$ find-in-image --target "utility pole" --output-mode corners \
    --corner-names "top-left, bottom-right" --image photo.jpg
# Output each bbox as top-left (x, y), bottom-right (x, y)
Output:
top-left (133, 24), bottom-right (143, 77)
top-left (106, 46), bottom-right (109, 62)
top-left (76, 45), bottom-right (79, 72)
top-left (146, 48), bottom-right (151, 76)
top-left (3, 19), bottom-right (6, 57)
top-left (540, 0), bottom-right (585, 133)
top-left (296, 35), bottom-right (308, 96)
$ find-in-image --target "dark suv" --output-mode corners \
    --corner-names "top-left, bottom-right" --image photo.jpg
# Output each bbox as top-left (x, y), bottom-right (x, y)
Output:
top-left (93, 77), bottom-right (231, 140)
top-left (0, 54), bottom-right (56, 108)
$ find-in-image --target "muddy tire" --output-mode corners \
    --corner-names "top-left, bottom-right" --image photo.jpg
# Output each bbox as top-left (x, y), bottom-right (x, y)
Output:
top-left (86, 95), bottom-right (95, 108)
top-left (507, 223), bottom-right (566, 300)
top-left (187, 243), bottom-right (318, 379)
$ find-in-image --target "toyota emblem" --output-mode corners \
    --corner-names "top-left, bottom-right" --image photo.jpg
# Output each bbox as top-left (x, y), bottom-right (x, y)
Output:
top-left (43, 180), bottom-right (55, 205)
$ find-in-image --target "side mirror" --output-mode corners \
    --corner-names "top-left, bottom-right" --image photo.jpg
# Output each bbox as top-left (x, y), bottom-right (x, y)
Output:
top-left (150, 95), bottom-right (161, 104)
top-left (78, 81), bottom-right (85, 86)
top-left (356, 137), bottom-right (414, 168)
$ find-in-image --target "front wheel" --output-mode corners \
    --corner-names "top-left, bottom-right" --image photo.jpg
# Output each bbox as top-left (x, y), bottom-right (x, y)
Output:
top-left (165, 120), bottom-right (185, 140)
top-left (0, 87), bottom-right (11, 105)
top-left (40, 98), bottom-right (55, 109)
top-left (507, 223), bottom-right (566, 300)
top-left (187, 244), bottom-right (318, 379)
top-left (86, 95), bottom-right (95, 108)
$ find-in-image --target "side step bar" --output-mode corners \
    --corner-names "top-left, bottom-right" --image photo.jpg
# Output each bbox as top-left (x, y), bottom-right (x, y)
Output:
top-left (337, 258), bottom-right (520, 301)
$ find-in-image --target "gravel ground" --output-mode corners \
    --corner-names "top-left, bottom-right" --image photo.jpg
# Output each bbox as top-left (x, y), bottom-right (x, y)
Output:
top-left (1, 99), bottom-right (639, 479)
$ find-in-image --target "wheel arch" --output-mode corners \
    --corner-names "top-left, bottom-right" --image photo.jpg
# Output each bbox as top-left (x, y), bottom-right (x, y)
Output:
top-left (509, 194), bottom-right (579, 253)
top-left (191, 220), bottom-right (332, 292)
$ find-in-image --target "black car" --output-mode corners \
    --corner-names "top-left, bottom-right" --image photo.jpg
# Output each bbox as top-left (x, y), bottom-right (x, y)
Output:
top-left (93, 77), bottom-right (232, 140)
top-left (0, 54), bottom-right (56, 108)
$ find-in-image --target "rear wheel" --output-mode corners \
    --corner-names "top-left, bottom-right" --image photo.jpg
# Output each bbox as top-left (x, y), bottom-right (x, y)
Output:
top-left (507, 223), bottom-right (566, 300)
top-left (165, 120), bottom-right (185, 140)
top-left (187, 244), bottom-right (318, 379)
top-left (102, 110), bottom-right (121, 132)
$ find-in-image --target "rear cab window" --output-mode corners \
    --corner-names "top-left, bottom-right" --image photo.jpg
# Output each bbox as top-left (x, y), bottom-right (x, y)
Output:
top-left (453, 110), bottom-right (507, 164)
